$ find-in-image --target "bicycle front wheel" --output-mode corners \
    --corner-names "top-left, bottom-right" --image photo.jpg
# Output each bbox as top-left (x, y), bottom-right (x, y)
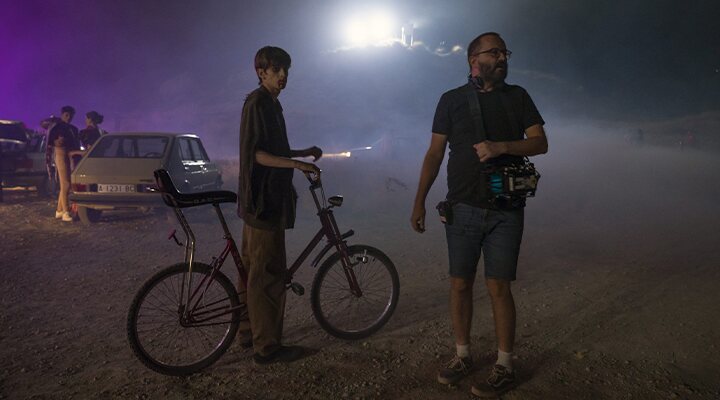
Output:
top-left (311, 245), bottom-right (399, 340)
top-left (127, 263), bottom-right (242, 376)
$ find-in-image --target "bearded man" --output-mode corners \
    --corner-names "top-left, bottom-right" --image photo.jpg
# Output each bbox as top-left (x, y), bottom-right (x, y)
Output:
top-left (410, 32), bottom-right (548, 398)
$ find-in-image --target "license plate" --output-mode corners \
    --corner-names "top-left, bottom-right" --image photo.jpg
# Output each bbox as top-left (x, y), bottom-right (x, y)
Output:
top-left (97, 184), bottom-right (136, 193)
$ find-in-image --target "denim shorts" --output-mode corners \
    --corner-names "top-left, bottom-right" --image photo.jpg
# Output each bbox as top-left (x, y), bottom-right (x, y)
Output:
top-left (445, 202), bottom-right (524, 280)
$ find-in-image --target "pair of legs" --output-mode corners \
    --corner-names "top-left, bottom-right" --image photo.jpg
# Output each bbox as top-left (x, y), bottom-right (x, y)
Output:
top-left (239, 224), bottom-right (288, 356)
top-left (54, 146), bottom-right (71, 214)
top-left (451, 276), bottom-right (515, 353)
top-left (445, 203), bottom-right (524, 356)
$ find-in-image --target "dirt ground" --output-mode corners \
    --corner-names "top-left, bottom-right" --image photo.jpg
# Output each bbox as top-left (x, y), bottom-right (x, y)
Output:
top-left (1, 133), bottom-right (719, 399)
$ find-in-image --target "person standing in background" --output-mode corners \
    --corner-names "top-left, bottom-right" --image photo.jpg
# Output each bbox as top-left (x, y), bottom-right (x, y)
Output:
top-left (46, 106), bottom-right (80, 222)
top-left (78, 111), bottom-right (105, 151)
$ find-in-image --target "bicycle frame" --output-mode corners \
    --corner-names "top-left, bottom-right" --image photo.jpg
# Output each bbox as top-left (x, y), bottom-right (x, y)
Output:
top-left (173, 204), bottom-right (247, 324)
top-left (285, 178), bottom-right (362, 296)
top-left (171, 176), bottom-right (361, 324)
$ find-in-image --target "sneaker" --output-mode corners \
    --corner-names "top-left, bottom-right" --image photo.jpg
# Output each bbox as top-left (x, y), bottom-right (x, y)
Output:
top-left (55, 211), bottom-right (63, 219)
top-left (437, 354), bottom-right (473, 385)
top-left (253, 345), bottom-right (305, 365)
top-left (61, 212), bottom-right (74, 222)
top-left (471, 364), bottom-right (517, 398)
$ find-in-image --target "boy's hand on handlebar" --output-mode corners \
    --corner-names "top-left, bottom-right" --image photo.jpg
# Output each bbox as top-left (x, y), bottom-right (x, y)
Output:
top-left (297, 161), bottom-right (321, 178)
top-left (304, 171), bottom-right (320, 183)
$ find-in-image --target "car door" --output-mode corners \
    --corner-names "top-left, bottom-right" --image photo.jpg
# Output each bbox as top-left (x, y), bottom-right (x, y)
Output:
top-left (176, 137), bottom-right (203, 192)
top-left (188, 138), bottom-right (219, 190)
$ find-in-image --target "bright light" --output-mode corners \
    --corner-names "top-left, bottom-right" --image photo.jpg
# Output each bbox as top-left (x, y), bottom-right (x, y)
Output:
top-left (348, 145), bottom-right (373, 151)
top-left (325, 151), bottom-right (352, 158)
top-left (344, 10), bottom-right (397, 47)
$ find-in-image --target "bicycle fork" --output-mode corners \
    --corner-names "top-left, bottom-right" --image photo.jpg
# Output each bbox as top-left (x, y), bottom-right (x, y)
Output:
top-left (322, 210), bottom-right (363, 297)
top-left (337, 243), bottom-right (363, 297)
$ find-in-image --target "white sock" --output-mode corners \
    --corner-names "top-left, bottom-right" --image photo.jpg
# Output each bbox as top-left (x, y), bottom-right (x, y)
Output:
top-left (497, 349), bottom-right (513, 371)
top-left (456, 343), bottom-right (470, 359)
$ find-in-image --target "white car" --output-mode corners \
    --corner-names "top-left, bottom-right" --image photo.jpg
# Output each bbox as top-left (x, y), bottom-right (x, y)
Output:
top-left (70, 132), bottom-right (222, 224)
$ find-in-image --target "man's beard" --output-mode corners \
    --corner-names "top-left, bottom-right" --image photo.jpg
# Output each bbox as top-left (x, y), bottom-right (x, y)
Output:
top-left (479, 62), bottom-right (508, 83)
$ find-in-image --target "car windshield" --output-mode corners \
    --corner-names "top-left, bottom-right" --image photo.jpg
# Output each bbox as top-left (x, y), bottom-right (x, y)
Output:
top-left (0, 123), bottom-right (28, 144)
top-left (89, 136), bottom-right (169, 158)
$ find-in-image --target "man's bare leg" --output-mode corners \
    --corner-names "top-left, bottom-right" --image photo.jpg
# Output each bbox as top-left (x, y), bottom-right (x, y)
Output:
top-left (437, 276), bottom-right (476, 385)
top-left (450, 276), bottom-right (475, 346)
top-left (470, 278), bottom-right (518, 397)
top-left (486, 278), bottom-right (515, 353)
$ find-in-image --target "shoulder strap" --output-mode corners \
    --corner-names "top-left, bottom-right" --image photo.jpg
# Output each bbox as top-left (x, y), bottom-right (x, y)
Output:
top-left (463, 82), bottom-right (486, 143)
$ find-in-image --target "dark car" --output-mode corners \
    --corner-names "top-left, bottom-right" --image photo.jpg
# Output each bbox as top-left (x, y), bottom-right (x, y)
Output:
top-left (0, 120), bottom-right (55, 199)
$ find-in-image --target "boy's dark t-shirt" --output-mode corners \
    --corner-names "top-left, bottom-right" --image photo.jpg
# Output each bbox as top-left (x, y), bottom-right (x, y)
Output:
top-left (238, 86), bottom-right (296, 230)
top-left (45, 121), bottom-right (80, 167)
top-left (432, 83), bottom-right (544, 209)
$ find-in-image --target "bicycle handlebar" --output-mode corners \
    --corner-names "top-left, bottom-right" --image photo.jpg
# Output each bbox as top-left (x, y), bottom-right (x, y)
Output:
top-left (303, 171), bottom-right (321, 189)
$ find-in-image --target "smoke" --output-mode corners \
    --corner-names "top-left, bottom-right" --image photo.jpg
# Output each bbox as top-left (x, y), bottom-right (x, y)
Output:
top-left (2, 0), bottom-right (718, 165)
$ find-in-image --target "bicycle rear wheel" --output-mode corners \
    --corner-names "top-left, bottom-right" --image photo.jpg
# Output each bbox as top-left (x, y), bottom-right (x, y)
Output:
top-left (127, 263), bottom-right (243, 376)
top-left (311, 245), bottom-right (399, 340)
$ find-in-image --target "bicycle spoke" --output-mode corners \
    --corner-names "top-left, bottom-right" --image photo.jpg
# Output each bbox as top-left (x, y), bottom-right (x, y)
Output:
top-left (312, 246), bottom-right (398, 338)
top-left (145, 288), bottom-right (178, 312)
top-left (129, 265), bottom-right (239, 372)
top-left (138, 303), bottom-right (179, 319)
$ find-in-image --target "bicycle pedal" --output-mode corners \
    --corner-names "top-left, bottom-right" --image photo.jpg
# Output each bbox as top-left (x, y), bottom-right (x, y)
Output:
top-left (289, 282), bottom-right (305, 296)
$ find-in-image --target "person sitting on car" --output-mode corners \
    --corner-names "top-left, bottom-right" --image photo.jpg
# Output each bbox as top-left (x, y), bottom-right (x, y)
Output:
top-left (46, 105), bottom-right (80, 222)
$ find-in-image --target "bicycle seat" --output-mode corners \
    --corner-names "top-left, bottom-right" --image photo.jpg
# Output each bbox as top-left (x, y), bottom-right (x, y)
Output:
top-left (154, 169), bottom-right (237, 208)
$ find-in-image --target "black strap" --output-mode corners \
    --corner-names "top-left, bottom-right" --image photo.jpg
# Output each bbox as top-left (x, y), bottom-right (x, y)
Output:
top-left (463, 82), bottom-right (486, 143)
top-left (463, 82), bottom-right (521, 144)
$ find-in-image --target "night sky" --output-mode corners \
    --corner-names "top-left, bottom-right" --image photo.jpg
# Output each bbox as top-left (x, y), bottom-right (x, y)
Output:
top-left (2, 0), bottom-right (719, 157)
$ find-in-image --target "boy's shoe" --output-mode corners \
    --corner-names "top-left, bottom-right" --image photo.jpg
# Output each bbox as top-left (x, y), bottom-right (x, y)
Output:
top-left (253, 345), bottom-right (304, 365)
top-left (237, 331), bottom-right (253, 349)
top-left (437, 354), bottom-right (473, 385)
top-left (61, 212), bottom-right (74, 222)
top-left (471, 364), bottom-right (517, 398)
top-left (55, 211), bottom-right (63, 219)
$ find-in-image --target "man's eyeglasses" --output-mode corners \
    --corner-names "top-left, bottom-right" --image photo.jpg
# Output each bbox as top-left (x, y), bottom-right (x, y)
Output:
top-left (472, 48), bottom-right (512, 59)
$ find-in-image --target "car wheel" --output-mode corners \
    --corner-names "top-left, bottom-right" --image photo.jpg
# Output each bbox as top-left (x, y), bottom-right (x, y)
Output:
top-left (78, 206), bottom-right (102, 225)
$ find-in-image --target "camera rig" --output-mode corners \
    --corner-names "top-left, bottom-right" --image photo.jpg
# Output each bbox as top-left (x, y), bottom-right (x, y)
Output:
top-left (486, 159), bottom-right (541, 201)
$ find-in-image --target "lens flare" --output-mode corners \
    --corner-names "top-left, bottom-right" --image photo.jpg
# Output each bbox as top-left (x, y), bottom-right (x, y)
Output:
top-left (343, 10), bottom-right (397, 47)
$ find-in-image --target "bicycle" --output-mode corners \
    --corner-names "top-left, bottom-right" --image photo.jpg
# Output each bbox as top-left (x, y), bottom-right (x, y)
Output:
top-left (126, 169), bottom-right (400, 376)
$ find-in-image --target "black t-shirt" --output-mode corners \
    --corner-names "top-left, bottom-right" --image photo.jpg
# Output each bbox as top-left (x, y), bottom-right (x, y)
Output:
top-left (47, 122), bottom-right (79, 150)
top-left (238, 86), bottom-right (296, 230)
top-left (79, 127), bottom-right (102, 148)
top-left (432, 83), bottom-right (544, 209)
